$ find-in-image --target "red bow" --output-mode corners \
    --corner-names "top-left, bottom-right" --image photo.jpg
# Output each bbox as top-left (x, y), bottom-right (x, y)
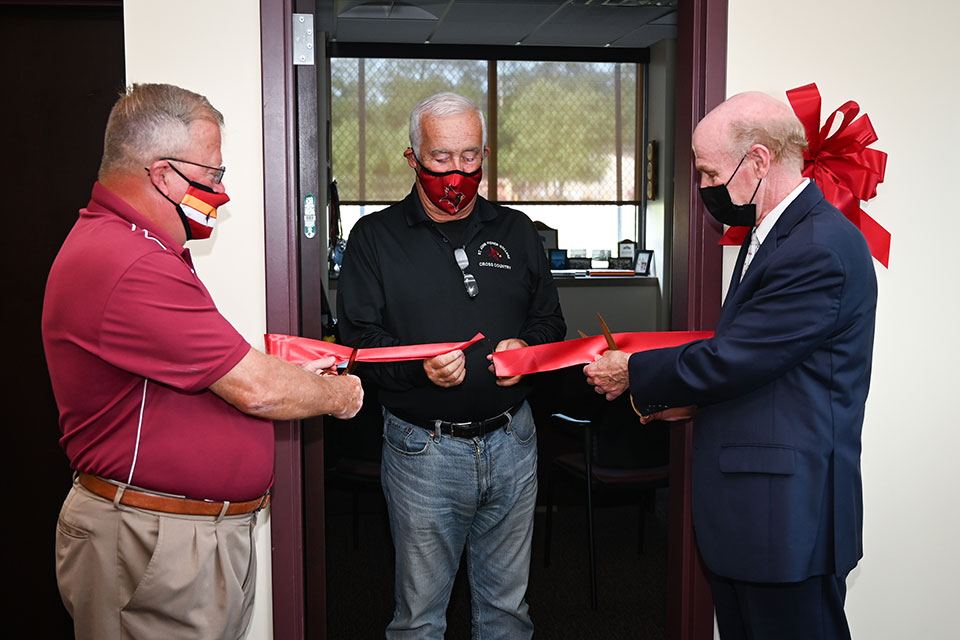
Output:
top-left (719, 83), bottom-right (890, 267)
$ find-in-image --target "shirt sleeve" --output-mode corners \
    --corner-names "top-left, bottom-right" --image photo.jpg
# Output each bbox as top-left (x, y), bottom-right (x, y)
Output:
top-left (336, 217), bottom-right (430, 392)
top-left (627, 241), bottom-right (846, 408)
top-left (98, 251), bottom-right (251, 393)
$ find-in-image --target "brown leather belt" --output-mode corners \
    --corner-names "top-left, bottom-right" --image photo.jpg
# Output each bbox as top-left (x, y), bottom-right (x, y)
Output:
top-left (78, 473), bottom-right (270, 517)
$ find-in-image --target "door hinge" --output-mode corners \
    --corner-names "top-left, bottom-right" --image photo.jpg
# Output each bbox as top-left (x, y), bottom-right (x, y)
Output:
top-left (293, 13), bottom-right (314, 66)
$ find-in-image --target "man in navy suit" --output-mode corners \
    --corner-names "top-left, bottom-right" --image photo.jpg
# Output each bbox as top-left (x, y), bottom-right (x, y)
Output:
top-left (585, 91), bottom-right (877, 639)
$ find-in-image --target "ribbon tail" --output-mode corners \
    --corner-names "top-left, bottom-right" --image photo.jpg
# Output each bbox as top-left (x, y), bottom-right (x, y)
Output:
top-left (264, 332), bottom-right (486, 365)
top-left (357, 333), bottom-right (486, 362)
top-left (264, 333), bottom-right (355, 364)
top-left (856, 208), bottom-right (891, 268)
top-left (492, 331), bottom-right (714, 377)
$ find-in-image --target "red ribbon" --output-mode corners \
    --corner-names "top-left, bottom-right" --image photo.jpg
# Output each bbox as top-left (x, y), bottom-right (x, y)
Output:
top-left (720, 83), bottom-right (890, 267)
top-left (266, 331), bottom-right (712, 378)
top-left (491, 331), bottom-right (713, 377)
top-left (264, 332), bottom-right (486, 365)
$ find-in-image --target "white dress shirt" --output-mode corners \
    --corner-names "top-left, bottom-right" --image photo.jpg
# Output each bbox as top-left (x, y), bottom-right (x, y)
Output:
top-left (740, 178), bottom-right (810, 280)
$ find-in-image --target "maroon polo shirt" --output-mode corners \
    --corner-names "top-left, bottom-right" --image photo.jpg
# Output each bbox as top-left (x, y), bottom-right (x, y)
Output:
top-left (42, 183), bottom-right (273, 501)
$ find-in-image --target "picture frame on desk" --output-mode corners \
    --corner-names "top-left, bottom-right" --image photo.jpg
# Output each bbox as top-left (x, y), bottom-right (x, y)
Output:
top-left (635, 250), bottom-right (653, 276)
top-left (567, 257), bottom-right (592, 270)
top-left (608, 257), bottom-right (633, 270)
top-left (549, 249), bottom-right (568, 269)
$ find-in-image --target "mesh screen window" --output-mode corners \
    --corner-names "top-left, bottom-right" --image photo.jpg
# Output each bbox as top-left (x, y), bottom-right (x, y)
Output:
top-left (331, 57), bottom-right (642, 255)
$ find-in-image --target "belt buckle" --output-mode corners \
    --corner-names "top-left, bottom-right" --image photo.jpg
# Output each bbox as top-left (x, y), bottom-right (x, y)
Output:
top-left (446, 419), bottom-right (478, 438)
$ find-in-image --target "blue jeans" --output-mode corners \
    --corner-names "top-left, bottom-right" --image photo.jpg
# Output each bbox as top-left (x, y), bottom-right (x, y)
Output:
top-left (381, 401), bottom-right (538, 640)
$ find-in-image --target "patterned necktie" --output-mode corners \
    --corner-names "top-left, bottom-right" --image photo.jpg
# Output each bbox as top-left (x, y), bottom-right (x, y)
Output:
top-left (740, 230), bottom-right (760, 281)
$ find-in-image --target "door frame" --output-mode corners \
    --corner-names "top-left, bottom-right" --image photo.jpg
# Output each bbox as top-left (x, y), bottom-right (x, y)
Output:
top-left (259, 0), bottom-right (728, 637)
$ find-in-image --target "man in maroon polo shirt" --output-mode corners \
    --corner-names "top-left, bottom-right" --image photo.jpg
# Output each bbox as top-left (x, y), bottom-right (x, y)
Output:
top-left (41, 83), bottom-right (363, 640)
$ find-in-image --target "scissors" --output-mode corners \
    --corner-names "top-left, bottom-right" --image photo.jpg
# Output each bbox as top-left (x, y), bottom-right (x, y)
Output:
top-left (576, 316), bottom-right (618, 348)
top-left (594, 314), bottom-right (649, 419)
top-left (596, 313), bottom-right (618, 351)
top-left (343, 347), bottom-right (359, 375)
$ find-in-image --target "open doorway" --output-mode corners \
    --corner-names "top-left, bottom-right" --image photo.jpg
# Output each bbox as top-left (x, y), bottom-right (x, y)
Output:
top-left (318, 43), bottom-right (667, 639)
top-left (260, 1), bottom-right (727, 638)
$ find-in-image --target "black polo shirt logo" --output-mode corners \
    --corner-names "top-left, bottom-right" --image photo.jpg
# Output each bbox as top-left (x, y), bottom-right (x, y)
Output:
top-left (477, 241), bottom-right (512, 270)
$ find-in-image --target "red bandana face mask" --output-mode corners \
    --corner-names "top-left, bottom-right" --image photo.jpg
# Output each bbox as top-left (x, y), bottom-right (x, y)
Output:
top-left (415, 160), bottom-right (482, 216)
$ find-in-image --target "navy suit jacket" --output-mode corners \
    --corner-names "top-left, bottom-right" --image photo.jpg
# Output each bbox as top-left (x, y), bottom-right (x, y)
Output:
top-left (628, 183), bottom-right (877, 582)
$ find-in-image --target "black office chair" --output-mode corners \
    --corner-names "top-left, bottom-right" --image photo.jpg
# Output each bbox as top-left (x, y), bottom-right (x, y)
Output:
top-left (542, 400), bottom-right (669, 610)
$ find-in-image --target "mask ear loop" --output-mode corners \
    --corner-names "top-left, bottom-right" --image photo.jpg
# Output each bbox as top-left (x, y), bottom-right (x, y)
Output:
top-left (144, 166), bottom-right (196, 240)
top-left (726, 152), bottom-right (763, 204)
top-left (724, 153), bottom-right (749, 186)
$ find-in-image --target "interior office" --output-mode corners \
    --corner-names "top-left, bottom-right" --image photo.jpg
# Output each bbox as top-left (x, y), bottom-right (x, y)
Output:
top-left (6, 1), bottom-right (958, 639)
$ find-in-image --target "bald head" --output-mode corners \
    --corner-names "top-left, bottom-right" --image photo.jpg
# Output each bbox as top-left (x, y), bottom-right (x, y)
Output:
top-left (695, 92), bottom-right (807, 173)
top-left (693, 92), bottom-right (809, 225)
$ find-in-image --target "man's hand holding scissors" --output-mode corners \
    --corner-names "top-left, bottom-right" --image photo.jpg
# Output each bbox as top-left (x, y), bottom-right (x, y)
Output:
top-left (583, 314), bottom-right (696, 423)
top-left (300, 348), bottom-right (364, 419)
top-left (583, 314), bottom-right (631, 401)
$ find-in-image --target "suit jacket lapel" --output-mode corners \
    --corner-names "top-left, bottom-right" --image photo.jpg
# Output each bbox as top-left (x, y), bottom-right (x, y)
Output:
top-left (737, 182), bottom-right (826, 284)
top-left (722, 232), bottom-right (753, 309)
top-left (718, 182), bottom-right (826, 324)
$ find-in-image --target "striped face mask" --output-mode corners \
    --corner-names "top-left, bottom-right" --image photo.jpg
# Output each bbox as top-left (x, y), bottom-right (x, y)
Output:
top-left (174, 182), bottom-right (230, 240)
top-left (153, 163), bottom-right (230, 240)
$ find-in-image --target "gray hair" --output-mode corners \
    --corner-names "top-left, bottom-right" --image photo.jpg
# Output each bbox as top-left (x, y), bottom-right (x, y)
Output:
top-left (409, 92), bottom-right (486, 156)
top-left (728, 112), bottom-right (808, 172)
top-left (99, 83), bottom-right (224, 177)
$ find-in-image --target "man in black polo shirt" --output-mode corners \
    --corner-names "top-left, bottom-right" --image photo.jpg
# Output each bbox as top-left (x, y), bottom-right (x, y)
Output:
top-left (337, 91), bottom-right (565, 639)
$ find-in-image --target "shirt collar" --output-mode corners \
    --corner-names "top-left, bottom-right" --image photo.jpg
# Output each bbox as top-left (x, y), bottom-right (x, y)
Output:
top-left (754, 178), bottom-right (810, 245)
top-left (89, 182), bottom-right (186, 256)
top-left (402, 185), bottom-right (497, 227)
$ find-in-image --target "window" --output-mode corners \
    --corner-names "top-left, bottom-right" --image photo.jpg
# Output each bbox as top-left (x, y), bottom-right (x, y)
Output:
top-left (331, 57), bottom-right (643, 257)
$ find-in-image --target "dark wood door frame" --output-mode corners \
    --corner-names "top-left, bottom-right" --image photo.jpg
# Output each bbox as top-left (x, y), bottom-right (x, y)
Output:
top-left (260, 2), bottom-right (308, 639)
top-left (667, 2), bottom-right (729, 638)
top-left (259, 0), bottom-right (728, 637)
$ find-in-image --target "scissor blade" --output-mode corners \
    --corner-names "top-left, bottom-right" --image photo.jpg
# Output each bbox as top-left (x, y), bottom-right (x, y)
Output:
top-left (343, 348), bottom-right (359, 375)
top-left (597, 313), bottom-right (618, 351)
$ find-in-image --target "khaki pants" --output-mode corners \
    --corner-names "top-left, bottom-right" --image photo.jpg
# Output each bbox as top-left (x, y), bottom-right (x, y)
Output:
top-left (56, 481), bottom-right (258, 640)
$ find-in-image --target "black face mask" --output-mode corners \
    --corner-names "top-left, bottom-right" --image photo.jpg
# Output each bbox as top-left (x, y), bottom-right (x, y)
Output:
top-left (699, 153), bottom-right (762, 227)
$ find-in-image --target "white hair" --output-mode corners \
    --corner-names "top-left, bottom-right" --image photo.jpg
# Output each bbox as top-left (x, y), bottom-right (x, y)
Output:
top-left (409, 92), bottom-right (486, 156)
top-left (99, 83), bottom-right (223, 177)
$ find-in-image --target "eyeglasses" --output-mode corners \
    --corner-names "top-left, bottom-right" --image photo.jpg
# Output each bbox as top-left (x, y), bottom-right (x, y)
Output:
top-left (454, 247), bottom-right (479, 299)
top-left (162, 157), bottom-right (226, 184)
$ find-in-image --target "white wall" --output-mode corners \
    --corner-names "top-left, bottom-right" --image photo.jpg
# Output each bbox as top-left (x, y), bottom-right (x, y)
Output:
top-left (727, 1), bottom-right (960, 637)
top-left (123, 1), bottom-right (273, 638)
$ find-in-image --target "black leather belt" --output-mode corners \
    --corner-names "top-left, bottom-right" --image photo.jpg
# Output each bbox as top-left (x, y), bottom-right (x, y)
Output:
top-left (393, 401), bottom-right (525, 439)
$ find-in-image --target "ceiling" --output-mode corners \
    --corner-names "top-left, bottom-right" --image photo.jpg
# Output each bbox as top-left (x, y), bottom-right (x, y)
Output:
top-left (317, 0), bottom-right (678, 49)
